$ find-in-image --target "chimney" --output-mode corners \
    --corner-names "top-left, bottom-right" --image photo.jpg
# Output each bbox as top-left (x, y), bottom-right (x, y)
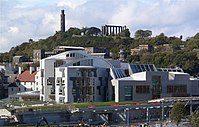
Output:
top-left (36, 67), bottom-right (39, 71)
top-left (30, 67), bottom-right (34, 74)
top-left (18, 66), bottom-right (22, 74)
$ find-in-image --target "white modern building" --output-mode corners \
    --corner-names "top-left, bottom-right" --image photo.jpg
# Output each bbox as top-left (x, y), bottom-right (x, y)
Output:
top-left (38, 47), bottom-right (118, 102)
top-left (37, 47), bottom-right (199, 103)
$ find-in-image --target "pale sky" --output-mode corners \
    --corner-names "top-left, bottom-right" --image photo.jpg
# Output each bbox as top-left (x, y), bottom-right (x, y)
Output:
top-left (1, 0), bottom-right (199, 53)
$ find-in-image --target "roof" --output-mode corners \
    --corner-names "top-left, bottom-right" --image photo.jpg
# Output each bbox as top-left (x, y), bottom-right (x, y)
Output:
top-left (56, 46), bottom-right (84, 50)
top-left (91, 53), bottom-right (106, 55)
top-left (117, 76), bottom-right (134, 81)
top-left (13, 55), bottom-right (23, 58)
top-left (67, 66), bottom-right (96, 69)
top-left (130, 72), bottom-right (147, 81)
top-left (17, 70), bottom-right (37, 82)
top-left (129, 64), bottom-right (157, 74)
top-left (16, 91), bottom-right (40, 96)
top-left (110, 68), bottom-right (127, 79)
top-left (169, 71), bottom-right (189, 75)
top-left (8, 82), bottom-right (18, 87)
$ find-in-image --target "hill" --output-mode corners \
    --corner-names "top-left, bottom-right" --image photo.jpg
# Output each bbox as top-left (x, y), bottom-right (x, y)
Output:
top-left (0, 27), bottom-right (199, 76)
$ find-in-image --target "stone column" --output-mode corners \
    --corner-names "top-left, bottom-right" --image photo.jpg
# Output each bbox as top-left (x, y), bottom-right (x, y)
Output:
top-left (105, 26), bottom-right (108, 36)
top-left (124, 26), bottom-right (127, 30)
top-left (113, 26), bottom-right (115, 35)
top-left (109, 26), bottom-right (111, 35)
top-left (119, 26), bottom-right (122, 35)
top-left (115, 27), bottom-right (118, 35)
top-left (104, 26), bottom-right (106, 35)
top-left (101, 26), bottom-right (104, 35)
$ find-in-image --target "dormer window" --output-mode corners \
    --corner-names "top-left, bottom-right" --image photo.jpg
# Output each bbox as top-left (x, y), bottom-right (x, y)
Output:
top-left (70, 53), bottom-right (75, 57)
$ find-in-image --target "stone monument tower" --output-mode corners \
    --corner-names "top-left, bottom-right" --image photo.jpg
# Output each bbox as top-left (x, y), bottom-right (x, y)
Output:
top-left (60, 10), bottom-right (65, 32)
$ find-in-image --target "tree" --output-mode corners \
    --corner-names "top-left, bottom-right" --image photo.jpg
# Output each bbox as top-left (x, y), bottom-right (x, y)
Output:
top-left (134, 29), bottom-right (152, 39)
top-left (81, 27), bottom-right (88, 35)
top-left (67, 27), bottom-right (81, 35)
top-left (120, 29), bottom-right (131, 37)
top-left (170, 102), bottom-right (187, 126)
top-left (21, 64), bottom-right (30, 71)
top-left (191, 110), bottom-right (199, 127)
top-left (155, 33), bottom-right (167, 45)
top-left (86, 27), bottom-right (101, 36)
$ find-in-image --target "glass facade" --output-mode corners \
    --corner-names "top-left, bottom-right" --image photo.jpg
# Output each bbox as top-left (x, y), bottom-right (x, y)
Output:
top-left (152, 76), bottom-right (161, 99)
top-left (70, 68), bottom-right (97, 102)
top-left (167, 85), bottom-right (187, 96)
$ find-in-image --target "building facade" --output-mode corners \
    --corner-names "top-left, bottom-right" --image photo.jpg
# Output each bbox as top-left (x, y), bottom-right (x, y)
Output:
top-left (36, 48), bottom-right (199, 103)
top-left (33, 49), bottom-right (45, 63)
top-left (112, 64), bottom-right (199, 102)
top-left (38, 48), bottom-right (116, 102)
top-left (55, 66), bottom-right (109, 103)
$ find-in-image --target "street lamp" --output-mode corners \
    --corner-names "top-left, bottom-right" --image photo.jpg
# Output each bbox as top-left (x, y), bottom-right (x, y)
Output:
top-left (125, 108), bottom-right (130, 127)
top-left (161, 101), bottom-right (164, 121)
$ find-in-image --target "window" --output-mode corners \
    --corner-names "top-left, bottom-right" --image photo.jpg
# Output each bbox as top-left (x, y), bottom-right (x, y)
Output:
top-left (77, 62), bottom-right (80, 66)
top-left (97, 86), bottom-right (101, 95)
top-left (73, 61), bottom-right (80, 66)
top-left (167, 85), bottom-right (187, 94)
top-left (91, 59), bottom-right (93, 66)
top-left (124, 86), bottom-right (133, 101)
top-left (62, 70), bottom-right (65, 77)
top-left (136, 85), bottom-right (150, 93)
top-left (59, 89), bottom-right (63, 95)
top-left (70, 53), bottom-right (75, 57)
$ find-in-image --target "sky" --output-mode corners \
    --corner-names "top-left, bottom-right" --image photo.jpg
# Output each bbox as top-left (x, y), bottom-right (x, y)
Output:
top-left (0, 0), bottom-right (199, 53)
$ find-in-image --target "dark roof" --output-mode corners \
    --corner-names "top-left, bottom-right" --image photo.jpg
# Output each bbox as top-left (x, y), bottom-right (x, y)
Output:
top-left (8, 82), bottom-right (18, 87)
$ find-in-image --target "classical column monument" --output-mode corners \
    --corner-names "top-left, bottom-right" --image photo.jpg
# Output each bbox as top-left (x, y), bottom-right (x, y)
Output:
top-left (101, 25), bottom-right (127, 36)
top-left (60, 10), bottom-right (65, 32)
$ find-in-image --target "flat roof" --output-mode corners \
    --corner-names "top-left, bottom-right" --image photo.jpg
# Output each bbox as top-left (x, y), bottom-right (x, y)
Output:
top-left (148, 96), bottom-right (199, 102)
top-left (56, 46), bottom-right (84, 50)
top-left (67, 66), bottom-right (96, 69)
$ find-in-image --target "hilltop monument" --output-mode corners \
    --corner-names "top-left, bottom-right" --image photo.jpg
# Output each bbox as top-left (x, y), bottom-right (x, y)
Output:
top-left (60, 10), bottom-right (65, 32)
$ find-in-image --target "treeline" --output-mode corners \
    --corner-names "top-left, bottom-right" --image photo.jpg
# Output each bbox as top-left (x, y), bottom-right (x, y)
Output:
top-left (0, 27), bottom-right (198, 76)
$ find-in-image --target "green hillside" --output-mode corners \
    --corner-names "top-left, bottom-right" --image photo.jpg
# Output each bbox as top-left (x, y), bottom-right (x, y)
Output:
top-left (0, 27), bottom-right (199, 76)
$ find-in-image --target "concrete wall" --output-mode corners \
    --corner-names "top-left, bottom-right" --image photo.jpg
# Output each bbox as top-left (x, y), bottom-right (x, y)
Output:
top-left (15, 107), bottom-right (169, 125)
top-left (16, 110), bottom-right (70, 125)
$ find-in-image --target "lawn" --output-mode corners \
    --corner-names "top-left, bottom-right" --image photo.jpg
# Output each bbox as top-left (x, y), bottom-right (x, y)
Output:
top-left (8, 101), bottom-right (147, 112)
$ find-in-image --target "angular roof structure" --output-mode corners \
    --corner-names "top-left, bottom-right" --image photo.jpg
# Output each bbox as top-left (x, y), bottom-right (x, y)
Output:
top-left (8, 82), bottom-right (18, 87)
top-left (17, 71), bottom-right (37, 82)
